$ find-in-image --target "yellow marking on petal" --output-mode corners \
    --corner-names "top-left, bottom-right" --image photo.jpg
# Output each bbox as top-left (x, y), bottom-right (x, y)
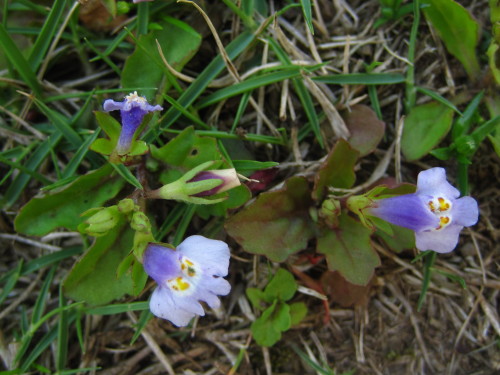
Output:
top-left (437, 197), bottom-right (450, 212)
top-left (167, 277), bottom-right (190, 292)
top-left (180, 258), bottom-right (197, 277)
top-left (435, 216), bottom-right (451, 230)
top-left (428, 201), bottom-right (436, 212)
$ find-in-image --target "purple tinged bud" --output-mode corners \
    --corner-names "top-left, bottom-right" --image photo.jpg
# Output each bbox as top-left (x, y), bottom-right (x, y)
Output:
top-left (188, 169), bottom-right (241, 196)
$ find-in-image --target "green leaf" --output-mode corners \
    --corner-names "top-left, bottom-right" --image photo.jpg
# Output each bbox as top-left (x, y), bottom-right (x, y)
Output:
top-left (196, 184), bottom-right (252, 218)
top-left (263, 268), bottom-right (297, 302)
top-left (15, 165), bottom-right (125, 236)
top-left (101, 0), bottom-right (117, 17)
top-left (376, 224), bottom-right (415, 253)
top-left (343, 105), bottom-right (385, 156)
top-left (289, 302), bottom-right (308, 326)
top-left (312, 139), bottom-right (359, 201)
top-left (317, 214), bottom-right (380, 286)
top-left (401, 101), bottom-right (454, 161)
top-left (122, 17), bottom-right (202, 99)
top-left (152, 127), bottom-right (222, 183)
top-left (94, 111), bottom-right (121, 142)
top-left (251, 301), bottom-right (291, 347)
top-left (63, 220), bottom-right (136, 306)
top-left (421, 0), bottom-right (480, 79)
top-left (225, 177), bottom-right (315, 262)
top-left (246, 287), bottom-right (266, 310)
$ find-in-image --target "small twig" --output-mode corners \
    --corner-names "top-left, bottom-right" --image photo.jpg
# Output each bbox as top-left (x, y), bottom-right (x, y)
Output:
top-left (262, 346), bottom-right (273, 375)
top-left (0, 233), bottom-right (62, 252)
top-left (394, 114), bottom-right (405, 184)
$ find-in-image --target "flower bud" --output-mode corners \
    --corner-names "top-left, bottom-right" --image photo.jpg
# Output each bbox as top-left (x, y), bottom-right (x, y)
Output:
top-left (148, 161), bottom-right (241, 204)
top-left (79, 206), bottom-right (120, 237)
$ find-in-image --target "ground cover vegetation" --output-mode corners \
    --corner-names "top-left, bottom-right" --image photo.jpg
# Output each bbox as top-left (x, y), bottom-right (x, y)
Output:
top-left (0, 0), bottom-right (499, 373)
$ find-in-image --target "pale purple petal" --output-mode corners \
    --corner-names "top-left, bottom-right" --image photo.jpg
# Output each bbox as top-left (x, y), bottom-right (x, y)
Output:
top-left (368, 194), bottom-right (439, 231)
top-left (103, 99), bottom-right (125, 112)
top-left (143, 244), bottom-right (180, 285)
top-left (416, 168), bottom-right (459, 199)
top-left (177, 235), bottom-right (230, 276)
top-left (144, 236), bottom-right (231, 326)
top-left (196, 291), bottom-right (221, 309)
top-left (169, 293), bottom-right (205, 316)
top-left (150, 287), bottom-right (196, 327)
top-left (415, 225), bottom-right (463, 253)
top-left (192, 277), bottom-right (231, 309)
top-left (452, 197), bottom-right (479, 227)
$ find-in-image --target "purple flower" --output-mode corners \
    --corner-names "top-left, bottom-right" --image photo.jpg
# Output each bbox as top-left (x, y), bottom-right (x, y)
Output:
top-left (367, 168), bottom-right (478, 253)
top-left (143, 235), bottom-right (231, 326)
top-left (103, 92), bottom-right (162, 155)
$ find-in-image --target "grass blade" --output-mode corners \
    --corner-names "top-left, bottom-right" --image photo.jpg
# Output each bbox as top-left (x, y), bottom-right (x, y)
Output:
top-left (196, 68), bottom-right (304, 109)
top-left (111, 163), bottom-right (143, 189)
top-left (416, 87), bottom-right (462, 115)
top-left (172, 204), bottom-right (196, 246)
top-left (32, 98), bottom-right (83, 148)
top-left (268, 38), bottom-right (323, 147)
top-left (2, 133), bottom-right (62, 209)
top-left (0, 260), bottom-right (23, 305)
top-left (312, 73), bottom-right (406, 85)
top-left (28, 0), bottom-right (66, 71)
top-left (31, 266), bottom-right (56, 324)
top-left (144, 30), bottom-right (255, 141)
top-left (0, 23), bottom-right (42, 96)
top-left (130, 309), bottom-right (153, 345)
top-left (154, 203), bottom-right (187, 241)
top-left (62, 130), bottom-right (102, 179)
top-left (300, 0), bottom-right (314, 34)
top-left (86, 302), bottom-right (149, 315)
top-left (56, 285), bottom-right (69, 371)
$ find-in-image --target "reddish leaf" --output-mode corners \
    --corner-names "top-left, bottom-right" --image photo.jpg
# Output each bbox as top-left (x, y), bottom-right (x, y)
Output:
top-left (321, 271), bottom-right (372, 307)
top-left (312, 139), bottom-right (359, 201)
top-left (225, 177), bottom-right (315, 262)
top-left (317, 214), bottom-right (380, 286)
top-left (343, 105), bottom-right (385, 156)
top-left (246, 168), bottom-right (279, 194)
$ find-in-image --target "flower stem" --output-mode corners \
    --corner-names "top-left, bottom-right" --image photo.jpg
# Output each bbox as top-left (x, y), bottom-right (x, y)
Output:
top-left (457, 162), bottom-right (469, 196)
top-left (417, 250), bottom-right (437, 311)
top-left (404, 0), bottom-right (419, 113)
